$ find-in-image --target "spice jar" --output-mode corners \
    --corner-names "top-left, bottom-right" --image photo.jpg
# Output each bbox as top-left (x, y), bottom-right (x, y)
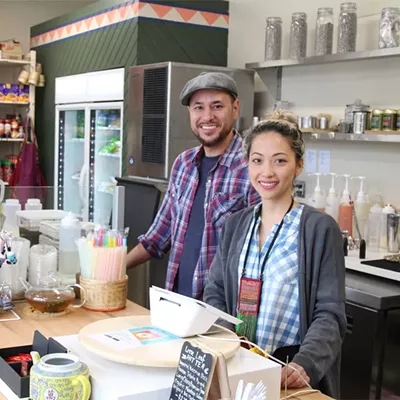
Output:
top-left (0, 120), bottom-right (5, 138)
top-left (18, 125), bottom-right (24, 138)
top-left (379, 7), bottom-right (400, 49)
top-left (11, 119), bottom-right (19, 138)
top-left (3, 160), bottom-right (12, 183)
top-left (289, 13), bottom-right (308, 59)
top-left (315, 8), bottom-right (334, 56)
top-left (338, 3), bottom-right (357, 53)
top-left (4, 120), bottom-right (11, 138)
top-left (265, 17), bottom-right (282, 61)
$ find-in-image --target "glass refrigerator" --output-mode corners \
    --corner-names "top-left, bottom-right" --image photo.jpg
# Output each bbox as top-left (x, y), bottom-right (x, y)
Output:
top-left (55, 102), bottom-right (123, 224)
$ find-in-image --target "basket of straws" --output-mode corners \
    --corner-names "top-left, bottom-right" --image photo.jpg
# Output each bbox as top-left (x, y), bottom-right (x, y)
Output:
top-left (76, 227), bottom-right (129, 312)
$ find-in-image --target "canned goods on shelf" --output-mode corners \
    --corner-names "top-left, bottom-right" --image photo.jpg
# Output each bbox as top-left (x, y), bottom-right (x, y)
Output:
top-left (371, 109), bottom-right (384, 131)
top-left (382, 109), bottom-right (396, 131)
top-left (397, 110), bottom-right (400, 131)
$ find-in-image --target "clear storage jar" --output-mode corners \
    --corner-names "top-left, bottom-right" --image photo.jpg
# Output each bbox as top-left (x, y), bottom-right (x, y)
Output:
top-left (338, 3), bottom-right (357, 53)
top-left (315, 8), bottom-right (334, 56)
top-left (265, 17), bottom-right (282, 61)
top-left (289, 13), bottom-right (308, 59)
top-left (379, 7), bottom-right (400, 49)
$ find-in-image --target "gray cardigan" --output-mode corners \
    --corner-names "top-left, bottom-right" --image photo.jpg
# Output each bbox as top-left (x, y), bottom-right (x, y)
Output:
top-left (203, 205), bottom-right (346, 399)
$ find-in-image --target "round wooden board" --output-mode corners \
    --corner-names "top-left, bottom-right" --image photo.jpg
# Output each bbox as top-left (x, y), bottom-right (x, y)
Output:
top-left (78, 315), bottom-right (240, 368)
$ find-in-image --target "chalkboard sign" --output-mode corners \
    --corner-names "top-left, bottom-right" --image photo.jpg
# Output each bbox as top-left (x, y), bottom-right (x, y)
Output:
top-left (169, 341), bottom-right (216, 400)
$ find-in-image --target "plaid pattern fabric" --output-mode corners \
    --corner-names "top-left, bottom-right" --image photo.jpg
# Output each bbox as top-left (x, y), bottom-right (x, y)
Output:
top-left (238, 204), bottom-right (304, 353)
top-left (139, 132), bottom-right (260, 300)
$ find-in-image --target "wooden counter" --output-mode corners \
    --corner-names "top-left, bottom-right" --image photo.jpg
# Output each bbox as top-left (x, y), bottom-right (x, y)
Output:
top-left (0, 301), bottom-right (331, 400)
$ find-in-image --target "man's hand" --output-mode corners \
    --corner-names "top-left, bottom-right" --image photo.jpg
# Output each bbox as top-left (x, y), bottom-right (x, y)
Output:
top-left (280, 362), bottom-right (310, 389)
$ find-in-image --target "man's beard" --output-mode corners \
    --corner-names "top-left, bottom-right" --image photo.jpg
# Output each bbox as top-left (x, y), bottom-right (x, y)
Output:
top-left (193, 126), bottom-right (233, 148)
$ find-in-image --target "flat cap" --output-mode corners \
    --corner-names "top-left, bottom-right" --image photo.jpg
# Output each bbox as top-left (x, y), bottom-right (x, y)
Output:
top-left (180, 72), bottom-right (238, 106)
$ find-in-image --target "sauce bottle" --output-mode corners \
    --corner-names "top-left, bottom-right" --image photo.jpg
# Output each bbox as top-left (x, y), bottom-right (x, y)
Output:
top-left (338, 174), bottom-right (353, 236)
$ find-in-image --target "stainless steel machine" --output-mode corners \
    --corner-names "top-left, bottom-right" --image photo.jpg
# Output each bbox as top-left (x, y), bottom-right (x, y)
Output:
top-left (127, 61), bottom-right (255, 180)
top-left (118, 62), bottom-right (255, 307)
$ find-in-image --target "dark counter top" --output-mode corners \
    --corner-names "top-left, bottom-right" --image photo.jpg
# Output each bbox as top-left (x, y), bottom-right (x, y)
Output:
top-left (345, 270), bottom-right (400, 311)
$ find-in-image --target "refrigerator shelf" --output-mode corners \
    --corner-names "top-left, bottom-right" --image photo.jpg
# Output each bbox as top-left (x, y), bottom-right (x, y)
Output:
top-left (96, 186), bottom-right (114, 195)
top-left (98, 152), bottom-right (121, 158)
top-left (96, 126), bottom-right (121, 131)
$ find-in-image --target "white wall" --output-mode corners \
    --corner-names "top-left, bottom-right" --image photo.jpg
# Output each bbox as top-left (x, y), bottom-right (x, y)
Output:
top-left (228, 0), bottom-right (400, 208)
top-left (0, 0), bottom-right (95, 53)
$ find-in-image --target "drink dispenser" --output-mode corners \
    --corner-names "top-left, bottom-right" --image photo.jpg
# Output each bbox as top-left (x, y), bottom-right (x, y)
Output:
top-left (58, 214), bottom-right (81, 278)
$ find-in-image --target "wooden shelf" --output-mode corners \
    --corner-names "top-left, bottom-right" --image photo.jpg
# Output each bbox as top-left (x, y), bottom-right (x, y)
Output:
top-left (0, 58), bottom-right (31, 67)
top-left (0, 102), bottom-right (29, 106)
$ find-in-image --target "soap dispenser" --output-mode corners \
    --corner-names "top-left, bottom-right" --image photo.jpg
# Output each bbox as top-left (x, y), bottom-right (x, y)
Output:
top-left (308, 173), bottom-right (325, 211)
top-left (353, 177), bottom-right (369, 240)
top-left (338, 174), bottom-right (353, 236)
top-left (325, 173), bottom-right (340, 222)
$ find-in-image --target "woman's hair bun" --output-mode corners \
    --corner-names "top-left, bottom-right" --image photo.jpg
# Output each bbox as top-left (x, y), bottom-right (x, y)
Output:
top-left (268, 109), bottom-right (298, 127)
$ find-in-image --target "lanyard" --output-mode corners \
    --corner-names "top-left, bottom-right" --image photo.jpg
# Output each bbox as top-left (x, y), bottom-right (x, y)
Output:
top-left (241, 197), bottom-right (294, 281)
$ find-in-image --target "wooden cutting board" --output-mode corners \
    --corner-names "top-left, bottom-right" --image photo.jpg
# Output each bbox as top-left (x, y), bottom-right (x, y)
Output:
top-left (78, 315), bottom-right (240, 368)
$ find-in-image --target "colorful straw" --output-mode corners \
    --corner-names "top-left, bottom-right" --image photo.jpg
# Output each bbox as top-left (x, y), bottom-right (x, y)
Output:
top-left (76, 226), bottom-right (129, 281)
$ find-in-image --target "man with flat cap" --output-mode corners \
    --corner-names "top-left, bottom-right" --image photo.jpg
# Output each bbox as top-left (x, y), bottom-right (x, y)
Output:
top-left (127, 72), bottom-right (259, 299)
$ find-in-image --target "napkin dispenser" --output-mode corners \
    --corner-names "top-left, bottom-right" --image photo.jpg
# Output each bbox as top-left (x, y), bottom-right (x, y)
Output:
top-left (149, 286), bottom-right (242, 337)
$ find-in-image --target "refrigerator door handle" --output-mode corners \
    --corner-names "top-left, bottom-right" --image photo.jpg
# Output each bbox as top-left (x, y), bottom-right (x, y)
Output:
top-left (78, 163), bottom-right (89, 208)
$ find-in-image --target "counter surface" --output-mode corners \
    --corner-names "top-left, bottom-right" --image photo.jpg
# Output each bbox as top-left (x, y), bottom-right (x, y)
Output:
top-left (345, 251), bottom-right (400, 310)
top-left (0, 301), bottom-right (331, 400)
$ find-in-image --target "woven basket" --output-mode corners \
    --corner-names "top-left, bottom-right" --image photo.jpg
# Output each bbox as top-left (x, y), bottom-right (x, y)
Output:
top-left (79, 275), bottom-right (128, 312)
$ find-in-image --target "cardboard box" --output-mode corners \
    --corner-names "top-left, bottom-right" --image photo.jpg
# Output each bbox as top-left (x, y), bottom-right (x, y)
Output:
top-left (0, 330), bottom-right (67, 398)
top-left (0, 39), bottom-right (23, 60)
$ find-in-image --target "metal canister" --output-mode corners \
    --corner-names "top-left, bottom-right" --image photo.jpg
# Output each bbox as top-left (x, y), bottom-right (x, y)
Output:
top-left (353, 111), bottom-right (370, 134)
top-left (320, 117), bottom-right (329, 130)
top-left (310, 116), bottom-right (317, 129)
top-left (297, 116), bottom-right (302, 128)
top-left (382, 109), bottom-right (396, 131)
top-left (387, 213), bottom-right (400, 253)
top-left (371, 109), bottom-right (384, 131)
top-left (397, 110), bottom-right (400, 131)
top-left (302, 116), bottom-right (312, 129)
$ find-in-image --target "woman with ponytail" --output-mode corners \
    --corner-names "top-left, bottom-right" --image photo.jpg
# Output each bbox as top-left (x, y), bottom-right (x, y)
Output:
top-left (204, 110), bottom-right (346, 398)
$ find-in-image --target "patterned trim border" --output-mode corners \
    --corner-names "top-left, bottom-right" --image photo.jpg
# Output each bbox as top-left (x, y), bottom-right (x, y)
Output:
top-left (30, 1), bottom-right (229, 48)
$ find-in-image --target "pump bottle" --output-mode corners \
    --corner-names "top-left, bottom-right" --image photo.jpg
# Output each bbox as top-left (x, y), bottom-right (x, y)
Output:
top-left (308, 173), bottom-right (325, 212)
top-left (325, 173), bottom-right (340, 222)
top-left (353, 177), bottom-right (370, 240)
top-left (380, 204), bottom-right (395, 251)
top-left (338, 174), bottom-right (353, 236)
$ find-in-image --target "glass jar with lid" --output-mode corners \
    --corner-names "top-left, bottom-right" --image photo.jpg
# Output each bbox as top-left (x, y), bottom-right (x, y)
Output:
top-left (265, 17), bottom-right (282, 61)
top-left (4, 120), bottom-right (11, 138)
top-left (379, 7), bottom-right (400, 48)
top-left (338, 3), bottom-right (357, 53)
top-left (289, 13), bottom-right (308, 59)
top-left (315, 8), bottom-right (334, 56)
